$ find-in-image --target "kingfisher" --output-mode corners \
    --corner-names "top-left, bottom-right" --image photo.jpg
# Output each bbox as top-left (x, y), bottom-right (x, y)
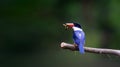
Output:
top-left (63, 23), bottom-right (85, 54)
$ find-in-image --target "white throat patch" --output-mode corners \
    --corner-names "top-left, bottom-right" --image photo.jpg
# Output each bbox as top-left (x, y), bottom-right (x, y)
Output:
top-left (72, 27), bottom-right (82, 31)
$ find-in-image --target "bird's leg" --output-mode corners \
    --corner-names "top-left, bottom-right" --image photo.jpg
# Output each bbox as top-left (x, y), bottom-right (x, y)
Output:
top-left (73, 43), bottom-right (78, 54)
top-left (72, 43), bottom-right (78, 50)
top-left (73, 43), bottom-right (78, 47)
top-left (69, 43), bottom-right (77, 51)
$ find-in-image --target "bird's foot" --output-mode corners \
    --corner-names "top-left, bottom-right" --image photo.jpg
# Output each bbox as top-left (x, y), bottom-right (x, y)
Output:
top-left (73, 44), bottom-right (77, 46)
top-left (73, 43), bottom-right (78, 47)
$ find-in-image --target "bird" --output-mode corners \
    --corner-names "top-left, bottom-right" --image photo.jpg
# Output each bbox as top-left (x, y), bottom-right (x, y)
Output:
top-left (63, 23), bottom-right (85, 54)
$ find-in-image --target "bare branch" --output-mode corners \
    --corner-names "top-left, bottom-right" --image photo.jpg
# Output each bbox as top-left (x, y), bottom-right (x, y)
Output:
top-left (60, 42), bottom-right (120, 56)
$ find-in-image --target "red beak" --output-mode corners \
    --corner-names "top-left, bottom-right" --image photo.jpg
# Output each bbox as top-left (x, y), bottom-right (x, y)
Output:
top-left (66, 23), bottom-right (74, 28)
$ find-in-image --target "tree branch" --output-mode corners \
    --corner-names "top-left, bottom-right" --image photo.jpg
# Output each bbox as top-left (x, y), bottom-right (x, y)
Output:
top-left (60, 42), bottom-right (120, 56)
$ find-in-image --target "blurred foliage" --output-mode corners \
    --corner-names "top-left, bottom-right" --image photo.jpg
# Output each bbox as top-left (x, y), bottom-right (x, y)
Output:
top-left (0, 0), bottom-right (120, 67)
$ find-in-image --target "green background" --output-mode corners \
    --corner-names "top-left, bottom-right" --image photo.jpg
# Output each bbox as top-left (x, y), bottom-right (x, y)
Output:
top-left (0, 0), bottom-right (120, 67)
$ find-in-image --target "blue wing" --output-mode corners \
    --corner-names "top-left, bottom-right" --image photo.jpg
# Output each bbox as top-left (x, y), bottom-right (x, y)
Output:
top-left (73, 31), bottom-right (85, 54)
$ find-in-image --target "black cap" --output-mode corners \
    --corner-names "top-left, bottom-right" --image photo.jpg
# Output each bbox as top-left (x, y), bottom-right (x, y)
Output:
top-left (73, 23), bottom-right (82, 28)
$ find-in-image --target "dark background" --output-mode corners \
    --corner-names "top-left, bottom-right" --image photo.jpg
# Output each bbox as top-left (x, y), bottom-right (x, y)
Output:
top-left (0, 0), bottom-right (120, 67)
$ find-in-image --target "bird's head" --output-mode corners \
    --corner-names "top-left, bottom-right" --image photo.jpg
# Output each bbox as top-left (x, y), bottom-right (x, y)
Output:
top-left (63, 23), bottom-right (81, 29)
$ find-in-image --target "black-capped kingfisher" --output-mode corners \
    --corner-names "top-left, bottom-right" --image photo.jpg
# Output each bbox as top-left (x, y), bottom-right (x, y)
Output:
top-left (63, 23), bottom-right (85, 54)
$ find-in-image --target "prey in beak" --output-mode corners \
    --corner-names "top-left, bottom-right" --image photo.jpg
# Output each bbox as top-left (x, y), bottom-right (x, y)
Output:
top-left (63, 24), bottom-right (68, 29)
top-left (63, 23), bottom-right (74, 30)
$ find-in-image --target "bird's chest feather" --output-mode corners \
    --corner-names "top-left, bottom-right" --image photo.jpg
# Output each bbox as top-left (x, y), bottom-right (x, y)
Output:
top-left (73, 31), bottom-right (81, 44)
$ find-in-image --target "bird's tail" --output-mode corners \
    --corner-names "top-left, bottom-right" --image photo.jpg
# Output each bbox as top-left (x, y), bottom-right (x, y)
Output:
top-left (78, 44), bottom-right (85, 54)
